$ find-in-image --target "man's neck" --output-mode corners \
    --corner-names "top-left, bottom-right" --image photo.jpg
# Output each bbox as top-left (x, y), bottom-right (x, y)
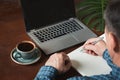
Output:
top-left (113, 53), bottom-right (120, 67)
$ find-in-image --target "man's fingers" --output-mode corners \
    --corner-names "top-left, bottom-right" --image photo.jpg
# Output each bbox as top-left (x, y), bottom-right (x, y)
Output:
top-left (84, 44), bottom-right (96, 51)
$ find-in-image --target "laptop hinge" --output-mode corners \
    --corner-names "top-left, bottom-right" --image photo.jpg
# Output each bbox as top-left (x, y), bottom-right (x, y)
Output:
top-left (69, 17), bottom-right (76, 20)
top-left (30, 29), bottom-right (36, 32)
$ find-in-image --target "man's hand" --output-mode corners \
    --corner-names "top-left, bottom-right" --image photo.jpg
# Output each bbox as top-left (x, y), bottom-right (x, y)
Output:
top-left (45, 52), bottom-right (71, 74)
top-left (83, 38), bottom-right (107, 56)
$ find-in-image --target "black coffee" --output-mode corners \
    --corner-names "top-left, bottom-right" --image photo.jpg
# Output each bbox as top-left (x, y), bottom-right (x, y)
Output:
top-left (18, 42), bottom-right (34, 52)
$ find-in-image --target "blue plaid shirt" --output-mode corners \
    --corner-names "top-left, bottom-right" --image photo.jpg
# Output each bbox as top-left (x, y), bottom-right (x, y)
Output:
top-left (34, 49), bottom-right (120, 80)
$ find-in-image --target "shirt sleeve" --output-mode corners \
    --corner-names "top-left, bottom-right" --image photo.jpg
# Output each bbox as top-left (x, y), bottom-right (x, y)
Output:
top-left (102, 49), bottom-right (120, 79)
top-left (34, 66), bottom-right (58, 80)
top-left (102, 49), bottom-right (114, 68)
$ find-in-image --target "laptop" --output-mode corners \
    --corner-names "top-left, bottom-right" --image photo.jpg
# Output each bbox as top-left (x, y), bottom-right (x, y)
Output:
top-left (20, 0), bottom-right (97, 55)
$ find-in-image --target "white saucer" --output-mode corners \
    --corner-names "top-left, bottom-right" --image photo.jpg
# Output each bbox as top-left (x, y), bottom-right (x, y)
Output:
top-left (10, 48), bottom-right (41, 65)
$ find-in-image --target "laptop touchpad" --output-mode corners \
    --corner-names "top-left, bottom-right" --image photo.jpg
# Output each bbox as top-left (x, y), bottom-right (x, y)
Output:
top-left (40, 34), bottom-right (78, 54)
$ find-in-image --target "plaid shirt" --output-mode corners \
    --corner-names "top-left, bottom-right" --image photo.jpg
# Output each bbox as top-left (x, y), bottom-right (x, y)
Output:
top-left (34, 49), bottom-right (120, 80)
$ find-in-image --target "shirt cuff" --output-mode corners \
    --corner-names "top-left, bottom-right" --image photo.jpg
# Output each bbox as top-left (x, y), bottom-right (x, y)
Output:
top-left (35, 66), bottom-right (58, 80)
top-left (103, 49), bottom-right (110, 59)
top-left (102, 49), bottom-right (113, 66)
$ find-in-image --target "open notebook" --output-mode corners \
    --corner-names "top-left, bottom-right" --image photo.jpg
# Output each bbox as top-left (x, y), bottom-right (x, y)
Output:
top-left (68, 34), bottom-right (112, 76)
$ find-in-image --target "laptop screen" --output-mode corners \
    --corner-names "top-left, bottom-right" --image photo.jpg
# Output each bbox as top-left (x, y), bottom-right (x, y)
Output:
top-left (20, 0), bottom-right (76, 31)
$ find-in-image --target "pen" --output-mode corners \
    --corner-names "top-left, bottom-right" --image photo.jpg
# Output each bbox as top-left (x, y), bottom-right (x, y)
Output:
top-left (80, 37), bottom-right (104, 52)
top-left (91, 37), bottom-right (104, 45)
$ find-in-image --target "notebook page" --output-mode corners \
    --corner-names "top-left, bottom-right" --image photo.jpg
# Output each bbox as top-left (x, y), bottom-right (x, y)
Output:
top-left (68, 34), bottom-right (112, 76)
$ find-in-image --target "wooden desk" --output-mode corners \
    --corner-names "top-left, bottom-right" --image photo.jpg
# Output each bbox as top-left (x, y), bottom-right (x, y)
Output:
top-left (0, 1), bottom-right (82, 80)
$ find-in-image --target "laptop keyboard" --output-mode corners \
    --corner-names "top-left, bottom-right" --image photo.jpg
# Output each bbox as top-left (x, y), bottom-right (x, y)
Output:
top-left (33, 19), bottom-right (83, 42)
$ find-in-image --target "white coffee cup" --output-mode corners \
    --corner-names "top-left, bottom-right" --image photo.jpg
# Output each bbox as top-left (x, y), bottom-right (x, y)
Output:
top-left (15, 41), bottom-right (36, 59)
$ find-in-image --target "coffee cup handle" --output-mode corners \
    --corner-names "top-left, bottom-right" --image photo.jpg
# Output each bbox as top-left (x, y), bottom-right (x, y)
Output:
top-left (15, 52), bottom-right (22, 58)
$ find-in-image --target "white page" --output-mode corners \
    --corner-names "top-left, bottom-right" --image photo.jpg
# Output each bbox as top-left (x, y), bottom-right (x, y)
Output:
top-left (68, 34), bottom-right (112, 76)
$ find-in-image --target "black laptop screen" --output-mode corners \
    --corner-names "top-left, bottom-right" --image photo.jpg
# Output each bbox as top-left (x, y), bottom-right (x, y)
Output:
top-left (20, 0), bottom-right (76, 31)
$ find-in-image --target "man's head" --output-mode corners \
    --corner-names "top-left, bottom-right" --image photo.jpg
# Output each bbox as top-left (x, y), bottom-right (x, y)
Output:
top-left (104, 0), bottom-right (120, 39)
top-left (104, 0), bottom-right (120, 64)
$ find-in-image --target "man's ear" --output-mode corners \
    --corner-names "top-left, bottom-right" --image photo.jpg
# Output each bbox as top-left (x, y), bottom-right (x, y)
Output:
top-left (109, 33), bottom-right (119, 52)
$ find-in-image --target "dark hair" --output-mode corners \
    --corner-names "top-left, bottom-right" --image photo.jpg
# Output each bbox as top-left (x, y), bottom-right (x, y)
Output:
top-left (104, 0), bottom-right (120, 38)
